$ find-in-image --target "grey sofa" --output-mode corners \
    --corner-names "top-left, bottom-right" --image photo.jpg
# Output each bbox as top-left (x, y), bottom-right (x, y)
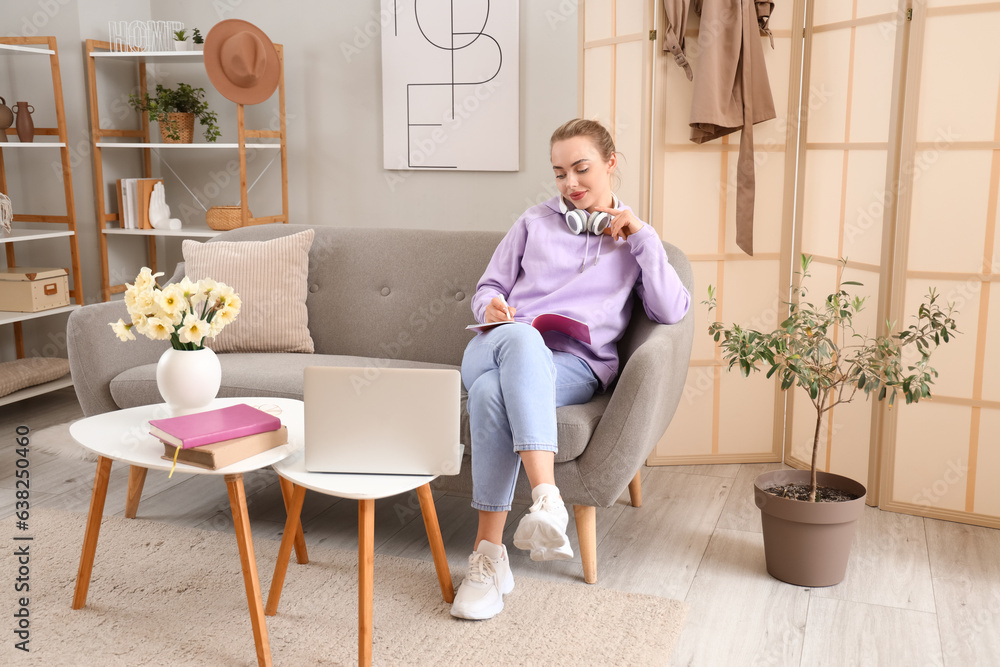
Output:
top-left (67, 224), bottom-right (694, 583)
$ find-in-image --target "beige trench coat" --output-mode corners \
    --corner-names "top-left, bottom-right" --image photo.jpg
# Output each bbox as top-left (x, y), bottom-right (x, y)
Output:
top-left (664, 0), bottom-right (776, 256)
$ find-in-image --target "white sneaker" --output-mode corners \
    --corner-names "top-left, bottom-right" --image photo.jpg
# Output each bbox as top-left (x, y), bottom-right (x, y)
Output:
top-left (450, 541), bottom-right (515, 620)
top-left (512, 493), bottom-right (574, 561)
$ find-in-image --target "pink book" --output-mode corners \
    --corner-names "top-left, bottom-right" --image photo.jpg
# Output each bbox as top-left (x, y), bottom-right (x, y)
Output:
top-left (466, 313), bottom-right (591, 345)
top-left (148, 403), bottom-right (282, 449)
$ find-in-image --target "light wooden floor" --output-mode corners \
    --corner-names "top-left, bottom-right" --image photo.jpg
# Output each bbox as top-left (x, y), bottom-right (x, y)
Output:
top-left (5, 388), bottom-right (1000, 666)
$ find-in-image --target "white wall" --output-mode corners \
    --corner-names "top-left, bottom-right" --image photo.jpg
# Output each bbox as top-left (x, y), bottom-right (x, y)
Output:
top-left (0, 0), bottom-right (577, 365)
top-left (147, 0), bottom-right (577, 233)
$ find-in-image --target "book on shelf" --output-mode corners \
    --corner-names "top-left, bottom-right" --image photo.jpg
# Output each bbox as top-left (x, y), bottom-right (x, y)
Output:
top-left (115, 177), bottom-right (163, 229)
top-left (160, 426), bottom-right (289, 470)
top-left (115, 180), bottom-right (126, 228)
top-left (148, 403), bottom-right (282, 449)
top-left (466, 313), bottom-right (591, 344)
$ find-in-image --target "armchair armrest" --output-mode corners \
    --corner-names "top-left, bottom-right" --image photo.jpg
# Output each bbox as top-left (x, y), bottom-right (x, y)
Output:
top-left (574, 308), bottom-right (695, 507)
top-left (67, 300), bottom-right (170, 417)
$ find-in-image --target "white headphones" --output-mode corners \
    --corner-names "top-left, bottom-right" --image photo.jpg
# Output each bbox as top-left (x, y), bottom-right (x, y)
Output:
top-left (559, 194), bottom-right (621, 235)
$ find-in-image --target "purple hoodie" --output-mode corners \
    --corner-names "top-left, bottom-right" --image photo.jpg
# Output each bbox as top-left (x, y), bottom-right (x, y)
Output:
top-left (472, 196), bottom-right (691, 388)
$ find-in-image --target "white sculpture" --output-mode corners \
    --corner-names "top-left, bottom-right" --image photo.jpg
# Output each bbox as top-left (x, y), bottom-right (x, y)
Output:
top-left (148, 182), bottom-right (181, 230)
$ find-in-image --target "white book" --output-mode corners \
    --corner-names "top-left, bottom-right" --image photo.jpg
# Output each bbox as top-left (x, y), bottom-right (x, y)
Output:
top-left (126, 178), bottom-right (139, 229)
top-left (121, 179), bottom-right (131, 229)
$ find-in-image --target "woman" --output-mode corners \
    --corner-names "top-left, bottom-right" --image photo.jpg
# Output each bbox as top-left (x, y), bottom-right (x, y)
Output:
top-left (451, 119), bottom-right (690, 620)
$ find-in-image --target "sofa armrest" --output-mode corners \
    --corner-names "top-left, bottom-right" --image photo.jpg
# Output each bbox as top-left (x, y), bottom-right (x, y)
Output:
top-left (574, 309), bottom-right (695, 506)
top-left (67, 300), bottom-right (170, 416)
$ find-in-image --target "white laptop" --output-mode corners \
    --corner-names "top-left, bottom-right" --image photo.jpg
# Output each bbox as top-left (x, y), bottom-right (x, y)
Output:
top-left (303, 366), bottom-right (463, 475)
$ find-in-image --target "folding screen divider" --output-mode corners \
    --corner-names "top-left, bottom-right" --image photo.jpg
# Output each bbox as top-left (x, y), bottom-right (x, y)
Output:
top-left (577, 0), bottom-right (656, 219)
top-left (578, 0), bottom-right (999, 528)
top-left (644, 1), bottom-right (801, 466)
top-left (784, 1), bottom-right (908, 504)
top-left (878, 0), bottom-right (1000, 529)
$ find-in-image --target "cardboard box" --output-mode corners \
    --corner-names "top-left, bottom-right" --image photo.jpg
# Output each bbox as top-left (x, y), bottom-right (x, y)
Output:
top-left (0, 267), bottom-right (71, 312)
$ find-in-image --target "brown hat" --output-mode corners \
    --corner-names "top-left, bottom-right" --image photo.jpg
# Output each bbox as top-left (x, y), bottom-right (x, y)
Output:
top-left (204, 20), bottom-right (279, 105)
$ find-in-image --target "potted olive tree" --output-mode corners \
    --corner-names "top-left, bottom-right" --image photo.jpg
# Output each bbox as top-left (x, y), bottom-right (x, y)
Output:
top-left (706, 255), bottom-right (958, 586)
top-left (128, 83), bottom-right (221, 144)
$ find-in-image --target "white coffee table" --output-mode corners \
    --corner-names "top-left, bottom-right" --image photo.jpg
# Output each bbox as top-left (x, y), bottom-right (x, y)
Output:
top-left (265, 451), bottom-right (456, 667)
top-left (68, 397), bottom-right (305, 667)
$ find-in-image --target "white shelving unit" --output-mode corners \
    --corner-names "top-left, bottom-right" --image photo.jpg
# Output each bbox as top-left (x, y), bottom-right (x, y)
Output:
top-left (0, 304), bottom-right (79, 327)
top-left (90, 50), bottom-right (203, 59)
top-left (0, 374), bottom-right (73, 408)
top-left (103, 227), bottom-right (218, 239)
top-left (85, 39), bottom-right (289, 301)
top-left (0, 44), bottom-right (55, 55)
top-left (0, 141), bottom-right (67, 148)
top-left (96, 142), bottom-right (280, 149)
top-left (0, 229), bottom-right (74, 243)
top-left (0, 37), bottom-right (82, 405)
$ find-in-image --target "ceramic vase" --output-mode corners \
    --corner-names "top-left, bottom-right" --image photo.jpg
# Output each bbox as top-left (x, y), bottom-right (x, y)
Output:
top-left (173, 40), bottom-right (189, 51)
top-left (12, 101), bottom-right (34, 143)
top-left (0, 97), bottom-right (13, 142)
top-left (156, 347), bottom-right (222, 416)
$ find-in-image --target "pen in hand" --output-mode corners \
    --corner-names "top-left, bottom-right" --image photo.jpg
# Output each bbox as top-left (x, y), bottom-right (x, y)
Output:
top-left (498, 295), bottom-right (512, 321)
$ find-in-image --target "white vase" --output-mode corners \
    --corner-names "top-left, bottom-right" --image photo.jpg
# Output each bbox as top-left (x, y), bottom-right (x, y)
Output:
top-left (173, 40), bottom-right (189, 51)
top-left (156, 347), bottom-right (222, 416)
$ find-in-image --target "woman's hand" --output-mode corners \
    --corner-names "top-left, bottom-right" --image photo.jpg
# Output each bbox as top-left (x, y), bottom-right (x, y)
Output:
top-left (595, 206), bottom-right (644, 241)
top-left (485, 296), bottom-right (516, 323)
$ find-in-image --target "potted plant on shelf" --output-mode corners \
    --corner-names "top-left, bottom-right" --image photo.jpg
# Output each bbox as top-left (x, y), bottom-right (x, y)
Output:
top-left (128, 83), bottom-right (221, 144)
top-left (705, 254), bottom-right (958, 586)
top-left (192, 28), bottom-right (204, 50)
top-left (173, 29), bottom-right (189, 51)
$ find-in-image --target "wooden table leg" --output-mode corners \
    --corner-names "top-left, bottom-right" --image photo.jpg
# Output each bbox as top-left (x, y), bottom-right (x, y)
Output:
top-left (72, 455), bottom-right (113, 610)
top-left (416, 484), bottom-right (454, 603)
top-left (277, 475), bottom-right (309, 564)
top-left (265, 483), bottom-right (307, 616)
top-left (124, 465), bottom-right (148, 519)
top-left (359, 498), bottom-right (375, 667)
top-left (226, 473), bottom-right (272, 667)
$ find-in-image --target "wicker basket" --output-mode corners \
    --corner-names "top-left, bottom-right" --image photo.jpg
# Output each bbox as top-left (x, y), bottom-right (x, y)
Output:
top-left (159, 112), bottom-right (195, 143)
top-left (206, 205), bottom-right (252, 231)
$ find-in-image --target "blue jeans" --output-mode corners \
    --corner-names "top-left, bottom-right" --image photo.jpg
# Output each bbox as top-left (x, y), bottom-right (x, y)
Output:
top-left (461, 323), bottom-right (599, 512)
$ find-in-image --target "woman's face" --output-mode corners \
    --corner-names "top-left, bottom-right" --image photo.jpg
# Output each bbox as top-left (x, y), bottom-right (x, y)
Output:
top-left (551, 135), bottom-right (616, 213)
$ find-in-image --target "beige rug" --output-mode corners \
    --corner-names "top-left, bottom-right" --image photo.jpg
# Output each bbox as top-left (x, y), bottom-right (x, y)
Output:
top-left (28, 421), bottom-right (97, 462)
top-left (1, 509), bottom-right (686, 666)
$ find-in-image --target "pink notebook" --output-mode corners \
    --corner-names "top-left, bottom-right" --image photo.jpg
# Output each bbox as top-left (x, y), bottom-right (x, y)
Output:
top-left (148, 403), bottom-right (282, 449)
top-left (466, 313), bottom-right (591, 345)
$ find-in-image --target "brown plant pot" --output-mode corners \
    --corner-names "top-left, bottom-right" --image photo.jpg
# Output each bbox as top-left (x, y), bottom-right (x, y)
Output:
top-left (159, 112), bottom-right (194, 143)
top-left (754, 469), bottom-right (867, 587)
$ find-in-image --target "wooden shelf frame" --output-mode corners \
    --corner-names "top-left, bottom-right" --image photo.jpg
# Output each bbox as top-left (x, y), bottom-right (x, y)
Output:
top-left (84, 39), bottom-right (289, 301)
top-left (0, 35), bottom-right (84, 365)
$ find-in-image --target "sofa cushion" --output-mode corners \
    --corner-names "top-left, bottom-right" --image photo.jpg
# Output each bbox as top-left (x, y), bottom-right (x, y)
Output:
top-left (109, 353), bottom-right (604, 462)
top-left (182, 229), bottom-right (315, 353)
